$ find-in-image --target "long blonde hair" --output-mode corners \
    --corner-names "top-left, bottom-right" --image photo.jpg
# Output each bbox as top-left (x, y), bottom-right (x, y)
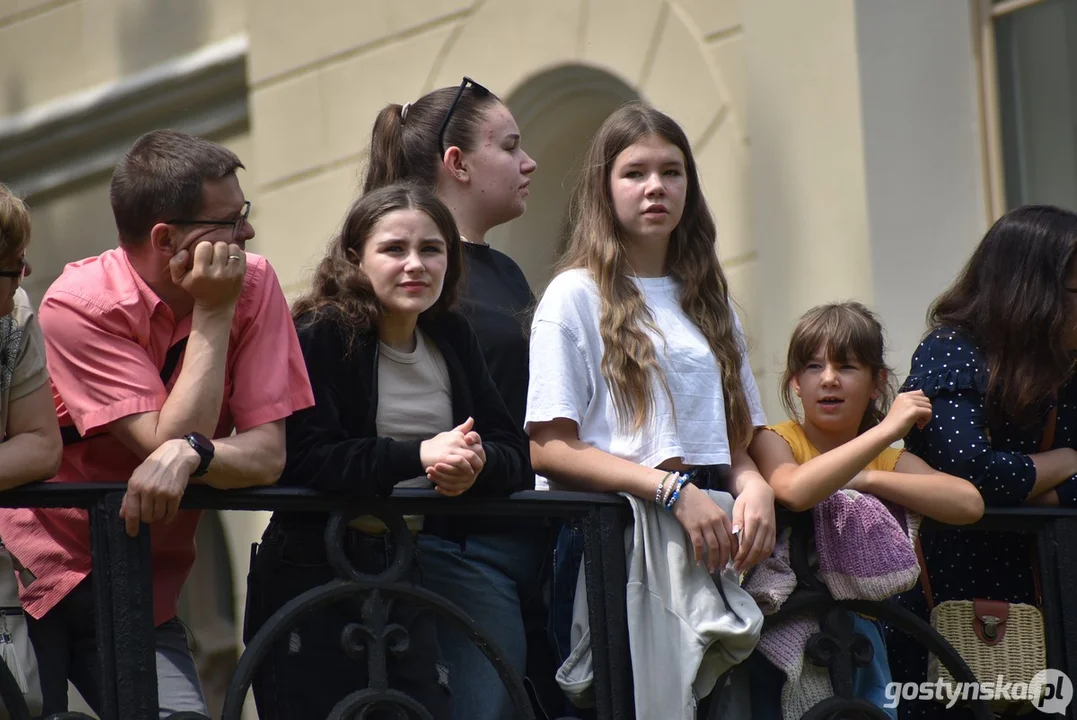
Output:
top-left (557, 102), bottom-right (754, 450)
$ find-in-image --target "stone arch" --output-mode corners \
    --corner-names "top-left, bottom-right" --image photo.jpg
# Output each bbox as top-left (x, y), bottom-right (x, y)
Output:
top-left (430, 0), bottom-right (752, 312)
top-left (487, 65), bottom-right (638, 291)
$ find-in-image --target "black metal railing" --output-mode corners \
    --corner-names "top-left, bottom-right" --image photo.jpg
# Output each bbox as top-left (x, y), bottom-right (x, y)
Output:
top-left (773, 507), bottom-right (1077, 720)
top-left (0, 485), bottom-right (635, 720)
top-left (0, 484), bottom-right (1070, 720)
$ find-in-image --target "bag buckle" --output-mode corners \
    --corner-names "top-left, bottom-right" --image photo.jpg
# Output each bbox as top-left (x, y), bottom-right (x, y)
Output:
top-left (973, 599), bottom-right (1010, 645)
top-left (981, 615), bottom-right (1001, 641)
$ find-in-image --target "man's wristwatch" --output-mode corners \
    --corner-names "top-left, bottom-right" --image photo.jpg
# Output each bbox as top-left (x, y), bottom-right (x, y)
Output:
top-left (183, 432), bottom-right (215, 478)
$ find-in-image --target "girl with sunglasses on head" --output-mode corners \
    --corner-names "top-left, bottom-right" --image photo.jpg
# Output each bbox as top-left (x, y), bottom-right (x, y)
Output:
top-left (527, 103), bottom-right (775, 717)
top-left (243, 182), bottom-right (531, 719)
top-left (363, 78), bottom-right (550, 720)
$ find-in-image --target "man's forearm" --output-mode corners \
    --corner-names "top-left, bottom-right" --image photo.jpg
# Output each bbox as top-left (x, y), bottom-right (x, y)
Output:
top-left (154, 307), bottom-right (233, 442)
top-left (195, 421), bottom-right (286, 489)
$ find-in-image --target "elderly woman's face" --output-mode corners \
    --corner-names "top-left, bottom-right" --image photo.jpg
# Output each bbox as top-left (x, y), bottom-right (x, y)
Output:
top-left (0, 251), bottom-right (29, 317)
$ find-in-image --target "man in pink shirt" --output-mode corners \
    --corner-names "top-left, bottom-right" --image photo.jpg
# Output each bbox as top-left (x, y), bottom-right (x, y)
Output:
top-left (0, 130), bottom-right (315, 716)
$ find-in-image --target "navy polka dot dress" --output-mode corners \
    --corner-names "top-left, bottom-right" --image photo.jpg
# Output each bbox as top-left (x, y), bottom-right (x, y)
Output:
top-left (885, 328), bottom-right (1077, 719)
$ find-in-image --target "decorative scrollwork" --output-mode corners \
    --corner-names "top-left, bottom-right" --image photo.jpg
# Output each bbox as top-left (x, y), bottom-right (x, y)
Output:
top-left (773, 593), bottom-right (992, 720)
top-left (804, 606), bottom-right (876, 697)
top-left (325, 511), bottom-right (414, 585)
top-left (326, 688), bottom-right (432, 720)
top-left (222, 579), bottom-right (534, 720)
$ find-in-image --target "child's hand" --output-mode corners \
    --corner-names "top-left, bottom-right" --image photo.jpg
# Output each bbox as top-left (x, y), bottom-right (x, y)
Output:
top-left (880, 390), bottom-right (933, 442)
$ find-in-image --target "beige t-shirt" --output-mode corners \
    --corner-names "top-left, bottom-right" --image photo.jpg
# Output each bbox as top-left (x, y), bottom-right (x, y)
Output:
top-left (0, 289), bottom-right (49, 441)
top-left (354, 328), bottom-right (453, 534)
top-left (375, 328), bottom-right (453, 487)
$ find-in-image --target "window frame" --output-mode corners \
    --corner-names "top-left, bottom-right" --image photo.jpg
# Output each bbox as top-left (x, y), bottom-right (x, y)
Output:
top-left (974, 0), bottom-right (1051, 219)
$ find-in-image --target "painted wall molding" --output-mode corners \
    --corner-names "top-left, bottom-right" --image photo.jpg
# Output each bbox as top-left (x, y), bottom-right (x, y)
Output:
top-left (0, 34), bottom-right (249, 199)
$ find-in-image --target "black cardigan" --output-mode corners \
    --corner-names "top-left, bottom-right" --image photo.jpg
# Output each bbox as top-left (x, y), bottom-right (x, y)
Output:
top-left (276, 309), bottom-right (532, 528)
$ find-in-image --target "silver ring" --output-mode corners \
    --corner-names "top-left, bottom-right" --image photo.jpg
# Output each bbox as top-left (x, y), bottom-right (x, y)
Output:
top-left (228, 255), bottom-right (242, 261)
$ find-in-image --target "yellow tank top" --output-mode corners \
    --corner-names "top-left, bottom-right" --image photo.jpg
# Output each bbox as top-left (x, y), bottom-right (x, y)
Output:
top-left (767, 420), bottom-right (903, 471)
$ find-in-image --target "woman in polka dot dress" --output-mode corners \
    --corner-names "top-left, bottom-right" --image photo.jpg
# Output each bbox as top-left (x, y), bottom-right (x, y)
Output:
top-left (886, 205), bottom-right (1077, 718)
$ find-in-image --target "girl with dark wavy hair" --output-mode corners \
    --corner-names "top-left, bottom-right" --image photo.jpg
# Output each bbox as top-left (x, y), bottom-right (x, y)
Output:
top-left (243, 182), bottom-right (530, 720)
top-left (886, 204), bottom-right (1077, 719)
top-left (527, 103), bottom-right (776, 714)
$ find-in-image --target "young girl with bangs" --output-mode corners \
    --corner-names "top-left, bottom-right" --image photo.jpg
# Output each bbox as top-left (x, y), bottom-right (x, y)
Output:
top-left (746, 302), bottom-right (983, 718)
top-left (526, 103), bottom-right (776, 715)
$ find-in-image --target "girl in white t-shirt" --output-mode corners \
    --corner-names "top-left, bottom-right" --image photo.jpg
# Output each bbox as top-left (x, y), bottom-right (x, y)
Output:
top-left (526, 104), bottom-right (777, 704)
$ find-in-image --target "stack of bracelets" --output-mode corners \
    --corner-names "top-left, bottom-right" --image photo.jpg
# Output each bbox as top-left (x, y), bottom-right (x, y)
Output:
top-left (654, 470), bottom-right (695, 511)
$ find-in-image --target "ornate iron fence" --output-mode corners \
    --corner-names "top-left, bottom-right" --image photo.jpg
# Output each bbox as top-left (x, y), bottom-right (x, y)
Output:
top-left (0, 484), bottom-right (1069, 720)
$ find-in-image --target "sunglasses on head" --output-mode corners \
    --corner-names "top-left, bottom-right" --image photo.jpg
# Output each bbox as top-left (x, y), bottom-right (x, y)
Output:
top-left (438, 76), bottom-right (491, 155)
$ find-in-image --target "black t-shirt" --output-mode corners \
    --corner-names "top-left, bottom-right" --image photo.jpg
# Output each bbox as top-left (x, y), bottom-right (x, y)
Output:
top-left (459, 242), bottom-right (534, 430)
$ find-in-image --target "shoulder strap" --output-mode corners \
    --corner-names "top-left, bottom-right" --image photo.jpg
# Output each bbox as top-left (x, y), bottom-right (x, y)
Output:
top-left (1041, 405), bottom-right (1057, 453)
top-left (915, 405), bottom-right (1054, 612)
top-left (914, 535), bottom-right (935, 611)
top-left (60, 337), bottom-right (189, 446)
top-left (1025, 404), bottom-right (1054, 608)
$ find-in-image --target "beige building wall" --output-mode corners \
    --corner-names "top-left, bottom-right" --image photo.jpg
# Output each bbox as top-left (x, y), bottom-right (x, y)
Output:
top-left (245, 0), bottom-right (761, 369)
top-left (0, 0), bottom-right (245, 116)
top-left (0, 1), bottom-right (999, 716)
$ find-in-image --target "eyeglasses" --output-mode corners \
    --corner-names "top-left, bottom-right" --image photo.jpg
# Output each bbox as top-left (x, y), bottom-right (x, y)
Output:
top-left (0, 256), bottom-right (27, 279)
top-left (438, 76), bottom-right (491, 155)
top-left (166, 201), bottom-right (251, 240)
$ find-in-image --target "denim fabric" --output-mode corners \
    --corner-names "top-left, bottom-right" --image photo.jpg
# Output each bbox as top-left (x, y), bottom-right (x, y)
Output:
top-left (417, 531), bottom-right (548, 720)
top-left (28, 576), bottom-right (207, 718)
top-left (550, 521), bottom-right (587, 667)
top-left (748, 614), bottom-right (898, 719)
top-left (243, 521), bottom-right (452, 720)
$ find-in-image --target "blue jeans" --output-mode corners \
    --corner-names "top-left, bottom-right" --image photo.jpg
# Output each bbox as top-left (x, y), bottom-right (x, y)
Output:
top-left (747, 614), bottom-right (898, 719)
top-left (28, 576), bottom-right (207, 719)
top-left (550, 521), bottom-right (586, 666)
top-left (418, 532), bottom-right (547, 720)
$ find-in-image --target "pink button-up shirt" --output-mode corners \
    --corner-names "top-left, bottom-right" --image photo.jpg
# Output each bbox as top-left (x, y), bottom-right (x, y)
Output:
top-left (0, 248), bottom-right (315, 626)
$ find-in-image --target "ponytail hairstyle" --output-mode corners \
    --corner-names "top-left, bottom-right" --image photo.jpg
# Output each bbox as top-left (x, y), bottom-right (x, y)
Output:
top-left (292, 182), bottom-right (464, 346)
top-left (781, 302), bottom-right (896, 433)
top-left (363, 79), bottom-right (501, 193)
top-left (557, 102), bottom-right (756, 451)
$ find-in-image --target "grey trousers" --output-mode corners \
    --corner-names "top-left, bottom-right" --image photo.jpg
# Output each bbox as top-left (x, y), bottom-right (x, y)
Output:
top-left (27, 576), bottom-right (208, 719)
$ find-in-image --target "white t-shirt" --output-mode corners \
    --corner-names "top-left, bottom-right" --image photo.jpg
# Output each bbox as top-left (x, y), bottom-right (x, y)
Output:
top-left (525, 269), bottom-right (766, 475)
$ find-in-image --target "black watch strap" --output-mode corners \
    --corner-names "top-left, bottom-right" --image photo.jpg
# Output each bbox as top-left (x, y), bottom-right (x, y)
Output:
top-left (184, 432), bottom-right (214, 478)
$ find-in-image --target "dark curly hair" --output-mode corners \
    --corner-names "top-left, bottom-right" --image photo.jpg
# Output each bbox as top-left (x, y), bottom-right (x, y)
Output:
top-left (292, 182), bottom-right (464, 345)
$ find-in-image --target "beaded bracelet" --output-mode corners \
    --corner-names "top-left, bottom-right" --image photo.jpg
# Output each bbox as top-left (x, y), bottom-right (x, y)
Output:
top-left (665, 473), bottom-right (690, 510)
top-left (654, 472), bottom-right (672, 507)
top-left (662, 472), bottom-right (680, 506)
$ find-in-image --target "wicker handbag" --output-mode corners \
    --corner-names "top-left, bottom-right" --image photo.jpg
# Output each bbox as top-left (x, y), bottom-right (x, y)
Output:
top-left (914, 409), bottom-right (1054, 715)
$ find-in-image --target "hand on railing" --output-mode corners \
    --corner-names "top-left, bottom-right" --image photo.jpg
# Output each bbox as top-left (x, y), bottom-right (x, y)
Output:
top-left (119, 438), bottom-right (200, 537)
top-left (421, 417), bottom-right (485, 496)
